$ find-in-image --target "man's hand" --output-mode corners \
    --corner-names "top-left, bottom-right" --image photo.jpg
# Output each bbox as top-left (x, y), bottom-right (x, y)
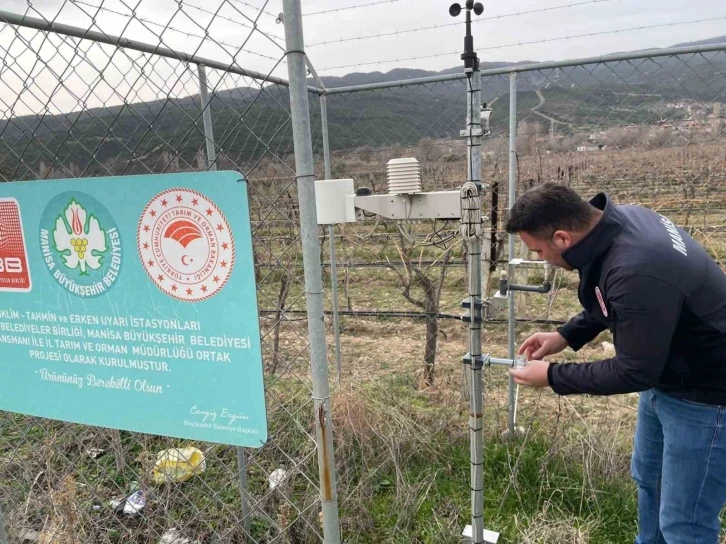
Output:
top-left (509, 359), bottom-right (550, 388)
top-left (518, 331), bottom-right (568, 359)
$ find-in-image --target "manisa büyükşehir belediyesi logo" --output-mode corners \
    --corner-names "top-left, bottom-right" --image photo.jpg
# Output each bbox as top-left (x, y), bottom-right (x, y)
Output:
top-left (137, 188), bottom-right (234, 302)
top-left (40, 192), bottom-right (122, 298)
top-left (0, 198), bottom-right (32, 292)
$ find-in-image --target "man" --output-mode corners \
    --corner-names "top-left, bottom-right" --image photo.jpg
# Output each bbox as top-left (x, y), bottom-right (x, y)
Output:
top-left (505, 182), bottom-right (726, 544)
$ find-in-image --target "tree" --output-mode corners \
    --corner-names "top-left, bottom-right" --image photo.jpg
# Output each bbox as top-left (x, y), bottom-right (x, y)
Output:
top-left (387, 226), bottom-right (455, 388)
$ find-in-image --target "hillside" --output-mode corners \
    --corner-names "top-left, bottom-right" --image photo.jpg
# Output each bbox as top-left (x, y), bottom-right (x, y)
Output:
top-left (0, 36), bottom-right (725, 179)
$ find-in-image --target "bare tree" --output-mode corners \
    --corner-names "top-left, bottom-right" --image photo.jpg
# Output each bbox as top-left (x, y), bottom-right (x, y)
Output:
top-left (269, 273), bottom-right (290, 375)
top-left (387, 228), bottom-right (455, 388)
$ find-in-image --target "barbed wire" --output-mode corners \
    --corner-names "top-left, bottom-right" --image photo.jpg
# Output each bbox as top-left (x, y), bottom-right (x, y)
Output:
top-left (478, 15), bottom-right (726, 52)
top-left (307, 0), bottom-right (617, 47)
top-left (67, 0), bottom-right (282, 62)
top-left (318, 15), bottom-right (726, 72)
top-left (229, 0), bottom-right (280, 19)
top-left (66, 0), bottom-right (287, 87)
top-left (304, 0), bottom-right (402, 17)
top-left (65, 0), bottom-right (289, 121)
top-left (180, 0), bottom-right (286, 44)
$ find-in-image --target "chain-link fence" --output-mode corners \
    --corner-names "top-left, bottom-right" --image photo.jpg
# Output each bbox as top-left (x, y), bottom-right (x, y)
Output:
top-left (2, 1), bottom-right (726, 542)
top-left (320, 43), bottom-right (726, 350)
top-left (313, 42), bottom-right (726, 542)
top-left (0, 2), bottom-right (340, 543)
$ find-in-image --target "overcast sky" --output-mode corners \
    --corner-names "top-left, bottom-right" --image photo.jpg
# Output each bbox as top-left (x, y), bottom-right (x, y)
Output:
top-left (0, 0), bottom-right (724, 116)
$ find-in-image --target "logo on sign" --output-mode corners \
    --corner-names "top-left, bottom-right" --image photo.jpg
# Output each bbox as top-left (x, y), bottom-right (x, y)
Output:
top-left (40, 192), bottom-right (123, 297)
top-left (137, 188), bottom-right (234, 302)
top-left (595, 286), bottom-right (608, 317)
top-left (0, 198), bottom-right (32, 292)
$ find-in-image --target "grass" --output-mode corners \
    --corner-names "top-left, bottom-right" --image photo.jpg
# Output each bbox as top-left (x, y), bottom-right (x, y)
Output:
top-left (333, 377), bottom-right (638, 544)
top-left (1, 371), bottom-right (639, 543)
top-left (3, 142), bottom-right (726, 542)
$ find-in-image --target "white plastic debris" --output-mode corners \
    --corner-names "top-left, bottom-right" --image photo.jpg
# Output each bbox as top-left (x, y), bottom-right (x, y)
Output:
top-left (159, 529), bottom-right (194, 544)
top-left (122, 490), bottom-right (146, 515)
top-left (268, 468), bottom-right (288, 490)
top-left (19, 528), bottom-right (40, 543)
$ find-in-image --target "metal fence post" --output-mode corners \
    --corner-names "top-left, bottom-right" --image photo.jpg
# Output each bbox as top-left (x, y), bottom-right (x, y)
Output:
top-left (320, 95), bottom-right (342, 382)
top-left (462, 182), bottom-right (484, 543)
top-left (507, 73), bottom-right (518, 436)
top-left (282, 2), bottom-right (342, 543)
top-left (0, 502), bottom-right (7, 544)
top-left (197, 62), bottom-right (251, 535)
top-left (236, 447), bottom-right (251, 536)
top-left (197, 64), bottom-right (217, 171)
top-left (463, 66), bottom-right (487, 544)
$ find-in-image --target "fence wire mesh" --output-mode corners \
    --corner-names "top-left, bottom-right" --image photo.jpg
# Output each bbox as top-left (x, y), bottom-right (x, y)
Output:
top-left (0, 3), bottom-right (334, 543)
top-left (2, 1), bottom-right (726, 542)
top-left (318, 47), bottom-right (726, 542)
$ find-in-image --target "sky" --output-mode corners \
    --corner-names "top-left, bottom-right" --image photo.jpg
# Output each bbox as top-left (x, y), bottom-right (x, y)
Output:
top-left (0, 0), bottom-right (725, 117)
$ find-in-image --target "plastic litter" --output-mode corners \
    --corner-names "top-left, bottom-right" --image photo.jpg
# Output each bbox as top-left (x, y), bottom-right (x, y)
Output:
top-left (268, 468), bottom-right (288, 490)
top-left (123, 489), bottom-right (146, 515)
top-left (19, 528), bottom-right (40, 543)
top-left (159, 528), bottom-right (195, 544)
top-left (109, 482), bottom-right (146, 516)
top-left (85, 448), bottom-right (106, 459)
top-left (152, 447), bottom-right (206, 485)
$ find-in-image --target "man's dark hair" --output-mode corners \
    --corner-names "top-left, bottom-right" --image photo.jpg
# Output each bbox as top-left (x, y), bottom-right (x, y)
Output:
top-left (505, 182), bottom-right (598, 238)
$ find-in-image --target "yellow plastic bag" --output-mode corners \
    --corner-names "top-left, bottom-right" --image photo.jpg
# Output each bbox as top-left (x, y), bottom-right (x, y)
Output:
top-left (152, 447), bottom-right (206, 484)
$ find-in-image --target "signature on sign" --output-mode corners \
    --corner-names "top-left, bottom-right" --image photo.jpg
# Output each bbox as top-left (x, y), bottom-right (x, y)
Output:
top-left (189, 405), bottom-right (249, 425)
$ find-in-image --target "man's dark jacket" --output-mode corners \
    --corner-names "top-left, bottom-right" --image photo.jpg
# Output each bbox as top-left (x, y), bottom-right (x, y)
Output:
top-left (549, 192), bottom-right (726, 405)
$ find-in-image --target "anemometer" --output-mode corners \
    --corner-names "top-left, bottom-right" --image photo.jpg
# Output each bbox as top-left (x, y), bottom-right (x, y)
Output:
top-left (449, 0), bottom-right (485, 74)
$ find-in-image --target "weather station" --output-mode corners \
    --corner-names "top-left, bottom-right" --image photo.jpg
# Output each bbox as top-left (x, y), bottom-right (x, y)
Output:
top-left (313, 2), bottom-right (551, 542)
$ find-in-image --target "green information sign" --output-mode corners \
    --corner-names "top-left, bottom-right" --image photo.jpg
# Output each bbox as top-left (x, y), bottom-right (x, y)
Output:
top-left (0, 171), bottom-right (267, 447)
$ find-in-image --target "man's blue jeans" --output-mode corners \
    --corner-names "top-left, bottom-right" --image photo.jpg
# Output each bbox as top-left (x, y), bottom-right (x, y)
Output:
top-left (632, 388), bottom-right (726, 543)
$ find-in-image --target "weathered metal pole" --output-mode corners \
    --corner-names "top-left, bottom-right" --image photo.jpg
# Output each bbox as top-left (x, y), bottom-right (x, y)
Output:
top-left (236, 448), bottom-right (252, 535)
top-left (320, 95), bottom-right (342, 382)
top-left (197, 64), bottom-right (217, 171)
top-left (321, 96), bottom-right (332, 180)
top-left (461, 66), bottom-right (486, 544)
top-left (507, 73), bottom-right (518, 435)
top-left (281, 2), bottom-right (341, 542)
top-left (0, 502), bottom-right (8, 544)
